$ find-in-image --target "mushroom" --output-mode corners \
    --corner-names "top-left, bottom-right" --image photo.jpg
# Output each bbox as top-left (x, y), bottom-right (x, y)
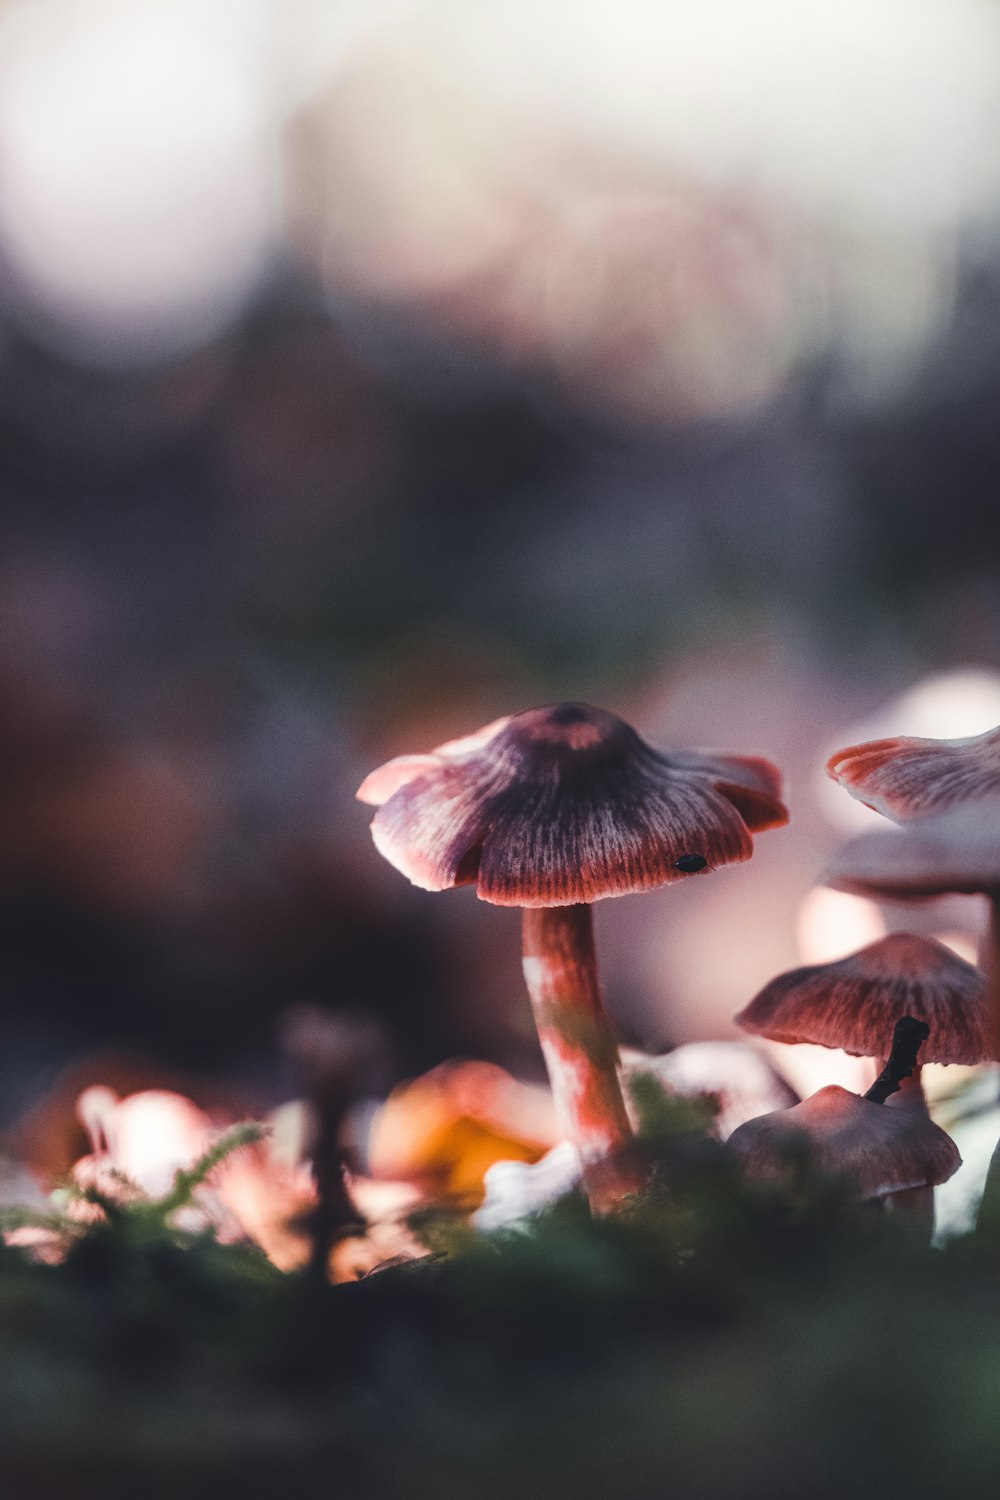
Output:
top-left (735, 932), bottom-right (992, 1111)
top-left (827, 723), bottom-right (1000, 822)
top-left (826, 723), bottom-right (1000, 1047)
top-left (730, 1013), bottom-right (960, 1205)
top-left (823, 801), bottom-right (1000, 1052)
top-left (358, 702), bottom-right (788, 1212)
top-left (727, 1082), bottom-right (961, 1203)
top-left (735, 932), bottom-right (989, 1233)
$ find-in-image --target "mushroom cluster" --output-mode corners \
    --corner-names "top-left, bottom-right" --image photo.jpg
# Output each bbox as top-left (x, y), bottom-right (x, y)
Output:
top-left (732, 954), bottom-right (968, 1226)
top-left (358, 700), bottom-right (982, 1231)
top-left (736, 932), bottom-right (991, 1110)
top-left (819, 717), bottom-right (1000, 1222)
top-left (722, 724), bottom-right (1000, 1225)
top-left (825, 724), bottom-right (1000, 1048)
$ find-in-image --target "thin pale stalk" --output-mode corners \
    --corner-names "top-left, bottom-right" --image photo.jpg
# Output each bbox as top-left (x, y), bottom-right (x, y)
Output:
top-left (978, 895), bottom-right (1000, 1237)
top-left (986, 894), bottom-right (1000, 1063)
top-left (521, 905), bottom-right (640, 1214)
top-left (978, 1137), bottom-right (1000, 1240)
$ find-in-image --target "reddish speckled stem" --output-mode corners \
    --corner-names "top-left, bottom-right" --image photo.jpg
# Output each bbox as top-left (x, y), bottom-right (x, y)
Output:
top-left (521, 905), bottom-right (640, 1214)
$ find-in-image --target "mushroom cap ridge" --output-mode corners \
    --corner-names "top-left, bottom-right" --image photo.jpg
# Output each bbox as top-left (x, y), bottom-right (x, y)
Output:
top-left (728, 1084), bottom-right (961, 1198)
top-left (358, 702), bottom-right (788, 906)
top-left (827, 723), bottom-right (1000, 822)
top-left (735, 931), bottom-right (992, 1065)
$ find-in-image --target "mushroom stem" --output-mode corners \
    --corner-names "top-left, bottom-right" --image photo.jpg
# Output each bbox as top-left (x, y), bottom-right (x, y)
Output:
top-left (521, 905), bottom-right (639, 1213)
top-left (978, 896), bottom-right (1000, 1236)
top-left (877, 1063), bottom-right (928, 1115)
top-left (977, 1136), bottom-right (1000, 1240)
top-left (865, 1017), bottom-right (930, 1105)
top-left (984, 894), bottom-right (1000, 1059)
top-left (885, 1182), bottom-right (935, 1237)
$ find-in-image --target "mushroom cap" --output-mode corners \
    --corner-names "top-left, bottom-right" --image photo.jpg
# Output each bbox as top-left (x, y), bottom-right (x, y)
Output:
top-left (823, 800), bottom-right (1000, 901)
top-left (728, 1084), bottom-right (961, 1198)
top-left (735, 932), bottom-right (992, 1065)
top-left (357, 703), bottom-right (788, 906)
top-left (827, 723), bottom-right (1000, 822)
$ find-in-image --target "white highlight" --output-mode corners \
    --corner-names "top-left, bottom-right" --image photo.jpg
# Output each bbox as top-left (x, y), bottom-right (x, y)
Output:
top-left (796, 887), bottom-right (886, 965)
top-left (0, 0), bottom-right (278, 361)
top-left (301, 0), bottom-right (1000, 416)
top-left (475, 1142), bottom-right (582, 1230)
top-left (451, 0), bottom-right (1000, 230)
top-left (762, 1040), bottom-right (874, 1101)
top-left (932, 1068), bottom-right (999, 1239)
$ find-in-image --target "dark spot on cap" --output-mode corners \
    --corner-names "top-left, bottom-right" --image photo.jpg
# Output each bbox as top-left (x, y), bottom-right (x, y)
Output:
top-left (676, 854), bottom-right (708, 873)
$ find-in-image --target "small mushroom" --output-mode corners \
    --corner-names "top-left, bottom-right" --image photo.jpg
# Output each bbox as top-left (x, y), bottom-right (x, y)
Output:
top-left (735, 932), bottom-right (991, 1107)
top-left (728, 1083), bottom-right (961, 1201)
top-left (358, 702), bottom-right (787, 1212)
top-left (827, 724), bottom-right (1000, 822)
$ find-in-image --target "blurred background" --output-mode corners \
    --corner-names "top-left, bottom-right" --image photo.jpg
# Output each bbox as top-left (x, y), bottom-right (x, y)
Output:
top-left (3, 0), bottom-right (1000, 1131)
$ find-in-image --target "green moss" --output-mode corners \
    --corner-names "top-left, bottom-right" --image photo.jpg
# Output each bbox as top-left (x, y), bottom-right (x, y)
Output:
top-left (0, 1112), bottom-right (997, 1499)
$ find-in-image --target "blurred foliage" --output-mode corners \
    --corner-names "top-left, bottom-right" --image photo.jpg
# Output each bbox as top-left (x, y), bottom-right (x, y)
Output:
top-left (4, 282), bottom-right (1000, 1102)
top-left (0, 1095), bottom-right (998, 1498)
top-left (627, 1065), bottom-right (720, 1138)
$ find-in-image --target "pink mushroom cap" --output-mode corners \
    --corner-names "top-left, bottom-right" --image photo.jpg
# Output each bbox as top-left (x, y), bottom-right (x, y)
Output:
top-left (728, 1084), bottom-right (961, 1198)
top-left (827, 723), bottom-right (1000, 822)
top-left (735, 931), bottom-right (992, 1065)
top-left (358, 703), bottom-right (788, 907)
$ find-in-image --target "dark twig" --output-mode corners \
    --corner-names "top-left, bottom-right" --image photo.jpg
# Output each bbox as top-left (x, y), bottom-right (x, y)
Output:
top-left (282, 1009), bottom-right (384, 1284)
top-left (864, 1017), bottom-right (930, 1105)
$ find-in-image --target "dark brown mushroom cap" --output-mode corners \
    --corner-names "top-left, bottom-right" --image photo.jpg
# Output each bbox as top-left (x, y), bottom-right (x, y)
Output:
top-left (357, 703), bottom-right (788, 907)
top-left (728, 1084), bottom-right (961, 1198)
top-left (824, 800), bottom-right (1000, 902)
top-left (827, 724), bottom-right (1000, 822)
top-left (735, 932), bottom-right (992, 1065)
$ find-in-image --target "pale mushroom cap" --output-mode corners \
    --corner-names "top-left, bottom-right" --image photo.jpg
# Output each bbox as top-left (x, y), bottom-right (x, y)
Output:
top-left (357, 703), bottom-right (788, 906)
top-left (735, 932), bottom-right (992, 1065)
top-left (827, 724), bottom-right (1000, 822)
top-left (728, 1084), bottom-right (961, 1198)
top-left (823, 800), bottom-right (1000, 901)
